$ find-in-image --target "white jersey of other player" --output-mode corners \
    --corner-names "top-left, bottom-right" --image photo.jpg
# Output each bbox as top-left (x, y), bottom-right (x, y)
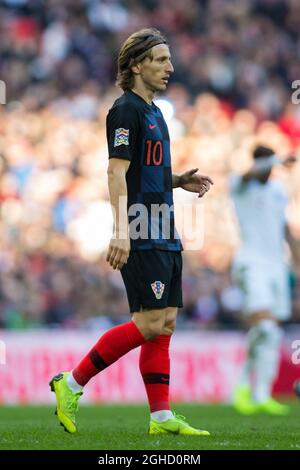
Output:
top-left (230, 175), bottom-right (288, 266)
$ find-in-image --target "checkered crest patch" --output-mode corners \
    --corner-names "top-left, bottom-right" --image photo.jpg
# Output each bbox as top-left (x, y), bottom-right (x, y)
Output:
top-left (151, 281), bottom-right (165, 300)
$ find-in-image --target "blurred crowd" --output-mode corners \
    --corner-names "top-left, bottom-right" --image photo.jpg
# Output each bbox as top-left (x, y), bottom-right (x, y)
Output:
top-left (1, 0), bottom-right (300, 329)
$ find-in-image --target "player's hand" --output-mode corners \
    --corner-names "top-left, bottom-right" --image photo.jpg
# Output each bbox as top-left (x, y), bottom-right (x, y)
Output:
top-left (106, 236), bottom-right (130, 270)
top-left (179, 168), bottom-right (214, 198)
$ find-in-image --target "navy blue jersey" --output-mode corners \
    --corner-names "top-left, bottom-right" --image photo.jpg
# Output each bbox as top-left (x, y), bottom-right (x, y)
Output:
top-left (106, 90), bottom-right (182, 251)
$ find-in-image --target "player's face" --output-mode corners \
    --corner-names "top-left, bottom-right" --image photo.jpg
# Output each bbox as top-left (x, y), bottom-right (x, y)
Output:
top-left (139, 44), bottom-right (174, 92)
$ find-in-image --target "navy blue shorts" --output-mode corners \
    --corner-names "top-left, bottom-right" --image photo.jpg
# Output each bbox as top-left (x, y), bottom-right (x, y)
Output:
top-left (121, 250), bottom-right (183, 313)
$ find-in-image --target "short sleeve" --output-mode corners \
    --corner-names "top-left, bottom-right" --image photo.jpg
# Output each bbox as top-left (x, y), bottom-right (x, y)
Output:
top-left (106, 103), bottom-right (139, 161)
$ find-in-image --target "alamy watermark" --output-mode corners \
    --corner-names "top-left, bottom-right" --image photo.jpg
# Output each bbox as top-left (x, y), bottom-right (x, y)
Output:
top-left (0, 340), bottom-right (6, 365)
top-left (0, 80), bottom-right (6, 104)
top-left (111, 197), bottom-right (204, 251)
top-left (291, 339), bottom-right (300, 365)
top-left (291, 80), bottom-right (300, 104)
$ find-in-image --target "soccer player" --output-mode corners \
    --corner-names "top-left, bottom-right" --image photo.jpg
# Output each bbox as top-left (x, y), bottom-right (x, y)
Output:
top-left (50, 28), bottom-right (213, 435)
top-left (230, 145), bottom-right (298, 415)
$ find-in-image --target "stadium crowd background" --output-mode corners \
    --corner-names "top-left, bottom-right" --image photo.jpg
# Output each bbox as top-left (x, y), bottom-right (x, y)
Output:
top-left (1, 0), bottom-right (300, 330)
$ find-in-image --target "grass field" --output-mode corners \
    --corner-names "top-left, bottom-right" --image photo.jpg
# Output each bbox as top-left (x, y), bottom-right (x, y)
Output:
top-left (0, 402), bottom-right (300, 450)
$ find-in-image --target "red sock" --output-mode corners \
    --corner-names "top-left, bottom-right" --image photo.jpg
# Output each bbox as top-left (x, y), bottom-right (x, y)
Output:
top-left (139, 334), bottom-right (171, 412)
top-left (73, 320), bottom-right (146, 386)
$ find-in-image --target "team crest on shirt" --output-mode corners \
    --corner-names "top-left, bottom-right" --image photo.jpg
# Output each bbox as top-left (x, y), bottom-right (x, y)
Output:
top-left (114, 128), bottom-right (129, 147)
top-left (151, 281), bottom-right (165, 300)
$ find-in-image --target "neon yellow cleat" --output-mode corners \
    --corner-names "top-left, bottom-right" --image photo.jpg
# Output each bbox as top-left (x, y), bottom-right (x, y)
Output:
top-left (233, 385), bottom-right (257, 415)
top-left (49, 372), bottom-right (82, 433)
top-left (149, 413), bottom-right (210, 436)
top-left (255, 398), bottom-right (290, 416)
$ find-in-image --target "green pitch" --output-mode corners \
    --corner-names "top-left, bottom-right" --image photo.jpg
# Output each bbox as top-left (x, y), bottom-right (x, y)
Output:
top-left (0, 402), bottom-right (299, 450)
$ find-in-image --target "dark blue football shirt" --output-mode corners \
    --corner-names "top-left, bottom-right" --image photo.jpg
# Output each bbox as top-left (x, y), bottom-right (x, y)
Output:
top-left (106, 90), bottom-right (182, 251)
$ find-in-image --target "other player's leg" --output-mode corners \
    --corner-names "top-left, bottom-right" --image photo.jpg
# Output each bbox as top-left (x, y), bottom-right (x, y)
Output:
top-left (233, 264), bottom-right (289, 415)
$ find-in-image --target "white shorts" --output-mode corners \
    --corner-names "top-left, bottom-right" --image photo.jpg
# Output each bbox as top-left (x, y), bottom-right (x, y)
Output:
top-left (232, 261), bottom-right (291, 321)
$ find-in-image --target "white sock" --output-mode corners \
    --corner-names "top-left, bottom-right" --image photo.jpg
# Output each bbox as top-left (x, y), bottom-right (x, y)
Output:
top-left (151, 410), bottom-right (174, 422)
top-left (67, 371), bottom-right (83, 394)
top-left (238, 328), bottom-right (256, 388)
top-left (251, 320), bottom-right (282, 403)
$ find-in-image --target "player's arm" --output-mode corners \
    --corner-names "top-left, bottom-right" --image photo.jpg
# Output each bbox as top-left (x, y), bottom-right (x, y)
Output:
top-left (172, 169), bottom-right (213, 198)
top-left (106, 158), bottom-right (130, 270)
top-left (106, 103), bottom-right (138, 270)
top-left (172, 174), bottom-right (182, 188)
top-left (242, 155), bottom-right (298, 182)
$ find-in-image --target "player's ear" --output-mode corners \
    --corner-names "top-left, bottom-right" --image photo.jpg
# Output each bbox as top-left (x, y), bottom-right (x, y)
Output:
top-left (131, 63), bottom-right (141, 75)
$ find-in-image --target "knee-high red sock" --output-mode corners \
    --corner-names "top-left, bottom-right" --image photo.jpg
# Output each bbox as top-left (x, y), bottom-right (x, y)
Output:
top-left (139, 334), bottom-right (171, 412)
top-left (73, 320), bottom-right (146, 386)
